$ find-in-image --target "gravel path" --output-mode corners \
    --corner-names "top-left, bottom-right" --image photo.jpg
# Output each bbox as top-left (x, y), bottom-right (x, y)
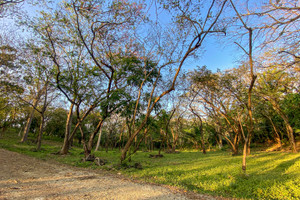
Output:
top-left (0, 149), bottom-right (219, 200)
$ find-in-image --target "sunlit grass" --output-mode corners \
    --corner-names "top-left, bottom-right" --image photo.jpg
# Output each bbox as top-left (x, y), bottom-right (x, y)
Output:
top-left (0, 130), bottom-right (299, 199)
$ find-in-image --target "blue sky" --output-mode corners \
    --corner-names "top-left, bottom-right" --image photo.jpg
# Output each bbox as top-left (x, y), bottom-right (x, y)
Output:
top-left (189, 40), bottom-right (238, 72)
top-left (145, 0), bottom-right (240, 73)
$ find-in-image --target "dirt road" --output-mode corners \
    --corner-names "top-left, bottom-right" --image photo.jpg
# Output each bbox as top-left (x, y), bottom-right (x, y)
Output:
top-left (0, 149), bottom-right (217, 200)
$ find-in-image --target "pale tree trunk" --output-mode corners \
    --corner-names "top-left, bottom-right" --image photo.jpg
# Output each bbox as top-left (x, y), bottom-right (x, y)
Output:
top-left (214, 124), bottom-right (223, 149)
top-left (223, 133), bottom-right (240, 155)
top-left (21, 98), bottom-right (40, 143)
top-left (95, 126), bottom-right (103, 151)
top-left (59, 102), bottom-right (74, 154)
top-left (18, 128), bottom-right (22, 137)
top-left (36, 115), bottom-right (45, 151)
top-left (121, 119), bottom-right (148, 162)
top-left (86, 119), bottom-right (105, 156)
top-left (131, 128), bottom-right (148, 155)
top-left (283, 118), bottom-right (297, 153)
top-left (217, 134), bottom-right (223, 149)
top-left (171, 128), bottom-right (179, 152)
top-left (59, 103), bottom-right (97, 155)
top-left (36, 82), bottom-right (49, 151)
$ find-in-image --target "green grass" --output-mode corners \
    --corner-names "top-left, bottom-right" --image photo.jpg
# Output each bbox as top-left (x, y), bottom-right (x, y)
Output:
top-left (0, 130), bottom-right (299, 200)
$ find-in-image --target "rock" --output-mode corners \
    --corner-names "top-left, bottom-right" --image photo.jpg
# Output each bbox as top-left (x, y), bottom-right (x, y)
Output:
top-left (94, 157), bottom-right (107, 166)
top-left (85, 154), bottom-right (95, 162)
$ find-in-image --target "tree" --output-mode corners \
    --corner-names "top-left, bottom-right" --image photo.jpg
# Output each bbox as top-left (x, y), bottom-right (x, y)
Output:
top-left (17, 43), bottom-right (57, 150)
top-left (0, 44), bottom-right (24, 133)
top-left (120, 0), bottom-right (228, 163)
top-left (44, 107), bottom-right (67, 138)
top-left (33, 0), bottom-right (147, 158)
top-left (188, 66), bottom-right (244, 155)
top-left (256, 67), bottom-right (298, 153)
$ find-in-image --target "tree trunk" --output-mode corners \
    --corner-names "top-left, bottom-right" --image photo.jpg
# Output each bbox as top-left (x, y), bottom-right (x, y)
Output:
top-left (158, 129), bottom-right (164, 155)
top-left (171, 128), bottom-right (178, 152)
top-left (121, 119), bottom-right (148, 162)
top-left (18, 126), bottom-right (23, 137)
top-left (285, 123), bottom-right (297, 153)
top-left (21, 109), bottom-right (35, 143)
top-left (216, 134), bottom-right (223, 149)
top-left (21, 95), bottom-right (42, 143)
top-left (242, 138), bottom-right (248, 171)
top-left (78, 124), bottom-right (89, 157)
top-left (201, 136), bottom-right (206, 154)
top-left (269, 117), bottom-right (282, 149)
top-left (36, 115), bottom-right (45, 151)
top-left (59, 102), bottom-right (74, 154)
top-left (35, 82), bottom-right (49, 151)
top-left (94, 126), bottom-right (103, 151)
top-left (223, 134), bottom-right (239, 155)
top-left (87, 119), bottom-right (105, 154)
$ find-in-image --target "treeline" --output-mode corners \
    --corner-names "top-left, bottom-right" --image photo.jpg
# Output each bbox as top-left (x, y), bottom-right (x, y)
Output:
top-left (0, 0), bottom-right (299, 172)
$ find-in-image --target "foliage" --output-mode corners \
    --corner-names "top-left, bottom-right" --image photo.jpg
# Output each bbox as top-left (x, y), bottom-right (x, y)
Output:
top-left (44, 107), bottom-right (68, 138)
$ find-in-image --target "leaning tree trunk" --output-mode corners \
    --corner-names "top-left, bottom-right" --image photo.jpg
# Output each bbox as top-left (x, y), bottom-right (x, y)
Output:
top-left (223, 132), bottom-right (240, 156)
top-left (94, 126), bottom-right (103, 151)
top-left (59, 102), bottom-right (74, 155)
top-left (36, 115), bottom-right (45, 151)
top-left (121, 119), bottom-right (148, 162)
top-left (21, 94), bottom-right (42, 143)
top-left (21, 109), bottom-right (36, 142)
top-left (267, 115), bottom-right (282, 149)
top-left (86, 118), bottom-right (105, 153)
top-left (36, 83), bottom-right (49, 151)
top-left (278, 112), bottom-right (297, 153)
top-left (285, 122), bottom-right (297, 153)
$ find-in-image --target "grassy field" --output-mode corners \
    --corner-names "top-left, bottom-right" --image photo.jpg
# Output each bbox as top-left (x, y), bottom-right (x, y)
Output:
top-left (0, 131), bottom-right (299, 200)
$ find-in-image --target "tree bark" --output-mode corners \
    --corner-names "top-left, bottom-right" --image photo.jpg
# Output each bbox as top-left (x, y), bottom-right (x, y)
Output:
top-left (21, 98), bottom-right (40, 143)
top-left (87, 119), bottom-right (105, 154)
top-left (59, 102), bottom-right (74, 154)
top-left (20, 83), bottom-right (47, 143)
top-left (268, 117), bottom-right (282, 149)
top-left (94, 126), bottom-right (103, 151)
top-left (171, 128), bottom-right (179, 152)
top-left (36, 82), bottom-right (49, 151)
top-left (36, 115), bottom-right (45, 151)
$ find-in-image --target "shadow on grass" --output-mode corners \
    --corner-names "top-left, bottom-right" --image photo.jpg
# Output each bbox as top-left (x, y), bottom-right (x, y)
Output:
top-left (129, 151), bottom-right (300, 200)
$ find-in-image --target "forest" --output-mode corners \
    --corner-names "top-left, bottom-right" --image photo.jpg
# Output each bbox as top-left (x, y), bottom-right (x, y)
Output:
top-left (0, 0), bottom-right (299, 199)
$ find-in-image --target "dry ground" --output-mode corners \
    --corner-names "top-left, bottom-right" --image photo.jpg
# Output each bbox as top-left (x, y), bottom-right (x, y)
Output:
top-left (0, 149), bottom-right (219, 200)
